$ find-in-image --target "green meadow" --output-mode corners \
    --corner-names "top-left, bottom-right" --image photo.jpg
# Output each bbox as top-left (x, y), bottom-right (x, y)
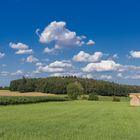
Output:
top-left (0, 100), bottom-right (140, 140)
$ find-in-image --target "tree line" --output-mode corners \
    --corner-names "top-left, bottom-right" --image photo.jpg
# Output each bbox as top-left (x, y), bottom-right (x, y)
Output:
top-left (0, 86), bottom-right (9, 90)
top-left (9, 76), bottom-right (140, 96)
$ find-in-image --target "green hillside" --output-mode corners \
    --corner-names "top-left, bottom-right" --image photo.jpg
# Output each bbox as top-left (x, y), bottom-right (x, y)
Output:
top-left (9, 76), bottom-right (140, 96)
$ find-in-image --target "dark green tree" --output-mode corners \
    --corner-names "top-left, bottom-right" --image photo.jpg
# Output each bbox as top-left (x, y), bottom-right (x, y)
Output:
top-left (18, 76), bottom-right (27, 93)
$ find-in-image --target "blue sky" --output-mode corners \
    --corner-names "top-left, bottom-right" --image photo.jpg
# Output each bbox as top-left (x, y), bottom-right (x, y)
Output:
top-left (1, 0), bottom-right (140, 86)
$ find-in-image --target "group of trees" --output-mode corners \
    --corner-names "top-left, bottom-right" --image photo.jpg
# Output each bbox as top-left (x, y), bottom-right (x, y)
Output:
top-left (9, 76), bottom-right (140, 97)
top-left (67, 81), bottom-right (84, 99)
top-left (0, 86), bottom-right (9, 90)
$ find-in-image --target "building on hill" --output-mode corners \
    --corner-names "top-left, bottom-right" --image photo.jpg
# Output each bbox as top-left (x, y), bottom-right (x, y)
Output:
top-left (129, 93), bottom-right (140, 106)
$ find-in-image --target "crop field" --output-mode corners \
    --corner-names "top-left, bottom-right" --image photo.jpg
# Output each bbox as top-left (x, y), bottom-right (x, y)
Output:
top-left (1, 99), bottom-right (140, 140)
top-left (0, 90), bottom-right (54, 96)
top-left (0, 90), bottom-right (67, 105)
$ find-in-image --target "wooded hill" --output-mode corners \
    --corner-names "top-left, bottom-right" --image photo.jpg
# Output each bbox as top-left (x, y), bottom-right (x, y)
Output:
top-left (9, 76), bottom-right (140, 96)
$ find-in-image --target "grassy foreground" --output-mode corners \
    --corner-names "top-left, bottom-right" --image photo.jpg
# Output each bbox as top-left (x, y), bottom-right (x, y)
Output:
top-left (0, 100), bottom-right (140, 140)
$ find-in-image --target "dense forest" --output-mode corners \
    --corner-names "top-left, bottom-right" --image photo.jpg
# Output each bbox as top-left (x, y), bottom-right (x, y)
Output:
top-left (9, 76), bottom-right (140, 96)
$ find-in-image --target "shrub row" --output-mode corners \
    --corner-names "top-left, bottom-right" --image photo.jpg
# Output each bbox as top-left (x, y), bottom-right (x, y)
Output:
top-left (88, 93), bottom-right (99, 101)
top-left (112, 96), bottom-right (121, 102)
top-left (0, 96), bottom-right (68, 105)
top-left (82, 93), bottom-right (121, 102)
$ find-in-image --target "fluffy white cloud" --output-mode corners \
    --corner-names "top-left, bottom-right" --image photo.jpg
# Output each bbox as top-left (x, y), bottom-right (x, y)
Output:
top-left (0, 71), bottom-right (9, 76)
top-left (79, 73), bottom-right (93, 78)
top-left (37, 21), bottom-right (90, 52)
top-left (112, 54), bottom-right (118, 59)
top-left (99, 75), bottom-right (112, 80)
top-left (44, 47), bottom-right (55, 54)
top-left (73, 51), bottom-right (103, 62)
top-left (9, 42), bottom-right (28, 49)
top-left (86, 40), bottom-right (95, 45)
top-left (37, 60), bottom-right (72, 72)
top-left (117, 73), bottom-right (123, 78)
top-left (0, 52), bottom-right (6, 59)
top-left (38, 66), bottom-right (64, 73)
top-left (9, 42), bottom-right (33, 54)
top-left (49, 60), bottom-right (72, 68)
top-left (11, 70), bottom-right (24, 76)
top-left (38, 21), bottom-right (78, 44)
top-left (130, 51), bottom-right (140, 58)
top-left (124, 75), bottom-right (140, 79)
top-left (26, 55), bottom-right (39, 63)
top-left (49, 72), bottom-right (68, 77)
top-left (16, 49), bottom-right (33, 54)
top-left (35, 62), bottom-right (44, 66)
top-left (82, 60), bottom-right (121, 72)
top-left (118, 65), bottom-right (140, 72)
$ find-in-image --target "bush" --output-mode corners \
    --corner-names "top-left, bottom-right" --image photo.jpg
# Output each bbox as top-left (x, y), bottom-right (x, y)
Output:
top-left (88, 93), bottom-right (99, 101)
top-left (112, 96), bottom-right (120, 102)
top-left (81, 95), bottom-right (88, 100)
top-left (67, 81), bottom-right (84, 100)
top-left (0, 96), bottom-right (68, 105)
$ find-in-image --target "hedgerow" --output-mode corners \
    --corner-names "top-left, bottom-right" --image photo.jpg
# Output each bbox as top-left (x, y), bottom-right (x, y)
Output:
top-left (0, 96), bottom-right (68, 105)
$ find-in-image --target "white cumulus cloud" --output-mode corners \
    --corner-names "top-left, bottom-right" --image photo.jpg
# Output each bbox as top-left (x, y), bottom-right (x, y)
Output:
top-left (117, 73), bottom-right (123, 78)
top-left (99, 75), bottom-right (112, 80)
top-left (37, 21), bottom-right (95, 52)
top-left (9, 42), bottom-right (28, 49)
top-left (26, 55), bottom-right (39, 63)
top-left (130, 51), bottom-right (140, 58)
top-left (11, 70), bottom-right (24, 76)
top-left (73, 51), bottom-right (103, 62)
top-left (82, 60), bottom-right (121, 72)
top-left (86, 40), bottom-right (95, 45)
top-left (49, 60), bottom-right (72, 68)
top-left (124, 75), bottom-right (140, 79)
top-left (16, 49), bottom-right (33, 54)
top-left (37, 60), bottom-right (72, 73)
top-left (44, 47), bottom-right (56, 54)
top-left (0, 52), bottom-right (6, 59)
top-left (0, 71), bottom-right (9, 76)
top-left (35, 62), bottom-right (44, 66)
top-left (9, 42), bottom-right (33, 54)
top-left (38, 66), bottom-right (64, 73)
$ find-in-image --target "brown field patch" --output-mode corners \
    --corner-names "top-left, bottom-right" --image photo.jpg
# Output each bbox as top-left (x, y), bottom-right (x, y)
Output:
top-left (0, 90), bottom-right (56, 97)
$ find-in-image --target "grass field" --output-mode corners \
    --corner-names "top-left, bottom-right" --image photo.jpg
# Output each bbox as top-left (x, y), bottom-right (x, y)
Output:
top-left (1, 100), bottom-right (140, 140)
